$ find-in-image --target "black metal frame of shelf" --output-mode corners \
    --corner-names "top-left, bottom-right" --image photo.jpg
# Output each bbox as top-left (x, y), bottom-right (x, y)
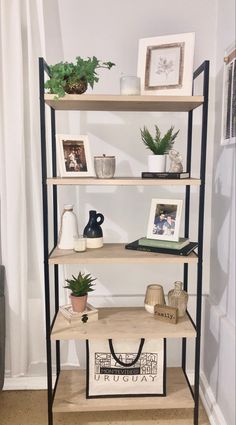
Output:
top-left (39, 57), bottom-right (209, 425)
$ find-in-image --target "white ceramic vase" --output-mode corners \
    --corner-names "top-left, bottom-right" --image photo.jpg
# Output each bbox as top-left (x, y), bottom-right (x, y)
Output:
top-left (148, 155), bottom-right (166, 172)
top-left (58, 205), bottom-right (79, 249)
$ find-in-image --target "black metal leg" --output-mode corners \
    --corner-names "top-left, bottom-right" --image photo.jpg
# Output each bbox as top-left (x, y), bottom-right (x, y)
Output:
top-left (50, 108), bottom-right (61, 377)
top-left (39, 57), bottom-right (54, 425)
top-left (193, 60), bottom-right (210, 425)
top-left (182, 107), bottom-right (193, 373)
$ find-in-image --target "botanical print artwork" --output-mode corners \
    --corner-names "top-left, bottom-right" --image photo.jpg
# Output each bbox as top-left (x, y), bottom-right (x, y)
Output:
top-left (156, 56), bottom-right (174, 79)
top-left (138, 33), bottom-right (195, 95)
top-left (145, 43), bottom-right (184, 90)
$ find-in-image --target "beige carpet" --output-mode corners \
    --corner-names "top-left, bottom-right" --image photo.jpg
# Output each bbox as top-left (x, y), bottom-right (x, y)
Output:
top-left (0, 390), bottom-right (210, 425)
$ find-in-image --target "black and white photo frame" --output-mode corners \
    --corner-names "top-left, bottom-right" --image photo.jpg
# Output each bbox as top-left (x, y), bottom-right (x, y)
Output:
top-left (56, 134), bottom-right (94, 177)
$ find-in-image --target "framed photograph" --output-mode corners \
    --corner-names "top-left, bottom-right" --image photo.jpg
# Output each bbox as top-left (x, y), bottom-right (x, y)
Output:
top-left (56, 134), bottom-right (94, 177)
top-left (147, 199), bottom-right (183, 242)
top-left (137, 32), bottom-right (195, 95)
top-left (221, 43), bottom-right (236, 145)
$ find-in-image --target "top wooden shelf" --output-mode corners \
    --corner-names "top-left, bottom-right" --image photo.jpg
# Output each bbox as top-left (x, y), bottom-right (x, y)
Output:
top-left (44, 94), bottom-right (204, 112)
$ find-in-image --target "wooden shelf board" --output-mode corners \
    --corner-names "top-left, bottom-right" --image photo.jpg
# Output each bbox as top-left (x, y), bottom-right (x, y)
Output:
top-left (47, 177), bottom-right (201, 186)
top-left (53, 368), bottom-right (194, 412)
top-left (49, 244), bottom-right (198, 265)
top-left (51, 307), bottom-right (196, 341)
top-left (44, 94), bottom-right (203, 112)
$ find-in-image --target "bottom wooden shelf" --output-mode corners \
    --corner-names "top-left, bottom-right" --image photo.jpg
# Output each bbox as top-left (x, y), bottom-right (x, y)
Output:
top-left (53, 367), bottom-right (194, 412)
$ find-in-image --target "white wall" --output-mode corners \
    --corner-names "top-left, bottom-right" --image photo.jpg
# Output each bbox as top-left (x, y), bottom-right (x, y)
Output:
top-left (202, 0), bottom-right (236, 424)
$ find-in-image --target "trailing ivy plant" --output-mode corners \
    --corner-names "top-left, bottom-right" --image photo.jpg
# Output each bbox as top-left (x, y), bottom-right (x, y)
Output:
top-left (45, 56), bottom-right (115, 98)
top-left (140, 125), bottom-right (180, 155)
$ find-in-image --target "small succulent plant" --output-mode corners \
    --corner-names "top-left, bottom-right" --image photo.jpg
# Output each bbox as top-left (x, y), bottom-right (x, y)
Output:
top-left (64, 272), bottom-right (96, 297)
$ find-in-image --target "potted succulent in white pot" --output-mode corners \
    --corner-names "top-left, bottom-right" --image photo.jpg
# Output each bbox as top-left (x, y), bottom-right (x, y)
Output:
top-left (140, 125), bottom-right (180, 172)
top-left (64, 272), bottom-right (96, 313)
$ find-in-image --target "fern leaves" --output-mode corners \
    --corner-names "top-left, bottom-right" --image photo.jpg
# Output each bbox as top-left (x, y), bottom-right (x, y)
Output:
top-left (141, 125), bottom-right (179, 155)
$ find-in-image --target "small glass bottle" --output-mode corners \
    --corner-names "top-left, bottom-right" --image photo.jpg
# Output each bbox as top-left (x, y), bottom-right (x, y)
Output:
top-left (168, 281), bottom-right (188, 318)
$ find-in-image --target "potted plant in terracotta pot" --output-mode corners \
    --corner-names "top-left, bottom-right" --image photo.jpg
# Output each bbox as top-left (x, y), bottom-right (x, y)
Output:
top-left (45, 56), bottom-right (115, 98)
top-left (140, 125), bottom-right (180, 172)
top-left (64, 272), bottom-right (96, 313)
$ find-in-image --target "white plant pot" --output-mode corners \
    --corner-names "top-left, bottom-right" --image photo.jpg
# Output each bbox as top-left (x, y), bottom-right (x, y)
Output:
top-left (148, 155), bottom-right (166, 172)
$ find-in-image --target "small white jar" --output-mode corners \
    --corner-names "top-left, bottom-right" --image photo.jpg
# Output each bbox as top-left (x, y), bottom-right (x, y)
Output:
top-left (120, 76), bottom-right (141, 95)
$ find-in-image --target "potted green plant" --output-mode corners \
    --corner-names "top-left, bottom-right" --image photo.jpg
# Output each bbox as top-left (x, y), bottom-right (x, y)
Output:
top-left (64, 272), bottom-right (96, 313)
top-left (45, 56), bottom-right (115, 98)
top-left (140, 125), bottom-right (180, 172)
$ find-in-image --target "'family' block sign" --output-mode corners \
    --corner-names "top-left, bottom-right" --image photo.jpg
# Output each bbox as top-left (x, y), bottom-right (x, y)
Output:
top-left (154, 304), bottom-right (178, 324)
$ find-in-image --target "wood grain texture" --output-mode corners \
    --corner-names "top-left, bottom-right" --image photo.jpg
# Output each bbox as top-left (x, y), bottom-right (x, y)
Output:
top-left (49, 244), bottom-right (198, 265)
top-left (51, 307), bottom-right (196, 340)
top-left (47, 177), bottom-right (201, 186)
top-left (52, 368), bottom-right (194, 412)
top-left (44, 94), bottom-right (203, 112)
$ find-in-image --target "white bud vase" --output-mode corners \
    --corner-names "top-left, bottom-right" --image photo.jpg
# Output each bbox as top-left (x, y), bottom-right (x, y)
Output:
top-left (58, 205), bottom-right (79, 249)
top-left (148, 155), bottom-right (166, 172)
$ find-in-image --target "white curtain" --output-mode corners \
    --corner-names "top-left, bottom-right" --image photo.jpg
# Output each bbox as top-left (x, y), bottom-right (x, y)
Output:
top-left (0, 0), bottom-right (46, 377)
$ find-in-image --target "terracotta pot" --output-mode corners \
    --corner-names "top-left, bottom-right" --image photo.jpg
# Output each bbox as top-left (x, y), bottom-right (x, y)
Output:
top-left (70, 294), bottom-right (88, 312)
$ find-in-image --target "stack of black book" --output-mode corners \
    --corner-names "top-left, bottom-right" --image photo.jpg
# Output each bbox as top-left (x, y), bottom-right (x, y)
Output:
top-left (125, 237), bottom-right (198, 256)
top-left (141, 172), bottom-right (190, 179)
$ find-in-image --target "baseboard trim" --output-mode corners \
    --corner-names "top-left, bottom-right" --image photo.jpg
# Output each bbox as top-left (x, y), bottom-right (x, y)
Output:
top-left (3, 376), bottom-right (56, 390)
top-left (200, 372), bottom-right (228, 425)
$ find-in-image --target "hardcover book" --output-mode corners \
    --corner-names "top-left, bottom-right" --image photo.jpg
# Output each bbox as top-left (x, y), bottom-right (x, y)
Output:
top-left (141, 172), bottom-right (190, 179)
top-left (125, 240), bottom-right (198, 256)
top-left (138, 237), bottom-right (189, 250)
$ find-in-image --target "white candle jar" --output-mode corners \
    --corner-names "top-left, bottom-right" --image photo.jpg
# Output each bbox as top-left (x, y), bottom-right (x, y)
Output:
top-left (74, 236), bottom-right (87, 252)
top-left (120, 76), bottom-right (141, 95)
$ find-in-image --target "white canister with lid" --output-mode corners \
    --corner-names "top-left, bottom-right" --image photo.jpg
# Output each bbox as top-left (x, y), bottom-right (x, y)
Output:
top-left (58, 204), bottom-right (79, 249)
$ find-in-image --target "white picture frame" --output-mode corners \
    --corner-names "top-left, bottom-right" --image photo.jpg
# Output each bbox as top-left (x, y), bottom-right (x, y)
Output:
top-left (147, 198), bottom-right (183, 242)
top-left (221, 43), bottom-right (236, 146)
top-left (56, 134), bottom-right (94, 177)
top-left (137, 32), bottom-right (195, 96)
